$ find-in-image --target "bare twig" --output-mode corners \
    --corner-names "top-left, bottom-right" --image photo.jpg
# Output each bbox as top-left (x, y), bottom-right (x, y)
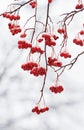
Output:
top-left (59, 8), bottom-right (84, 25)
top-left (0, 0), bottom-right (33, 16)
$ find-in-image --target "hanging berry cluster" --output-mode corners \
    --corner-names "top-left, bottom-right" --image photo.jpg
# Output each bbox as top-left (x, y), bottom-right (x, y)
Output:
top-left (75, 0), bottom-right (83, 9)
top-left (1, 0), bottom-right (84, 114)
top-left (3, 11), bottom-right (21, 35)
top-left (29, 0), bottom-right (37, 8)
top-left (73, 24), bottom-right (84, 46)
top-left (32, 106), bottom-right (49, 114)
top-left (50, 85), bottom-right (64, 94)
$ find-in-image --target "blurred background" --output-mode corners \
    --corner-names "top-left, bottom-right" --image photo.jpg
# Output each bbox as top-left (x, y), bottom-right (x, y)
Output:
top-left (0, 0), bottom-right (84, 130)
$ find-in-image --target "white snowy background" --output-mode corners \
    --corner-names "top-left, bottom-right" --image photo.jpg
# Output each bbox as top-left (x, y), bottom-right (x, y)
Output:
top-left (0, 0), bottom-right (84, 130)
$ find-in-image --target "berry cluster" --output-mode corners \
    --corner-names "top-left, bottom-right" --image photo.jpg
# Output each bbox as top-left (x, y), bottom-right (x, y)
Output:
top-left (21, 62), bottom-right (38, 71)
top-left (48, 57), bottom-right (62, 67)
top-left (57, 28), bottom-right (65, 34)
top-left (18, 40), bottom-right (32, 49)
top-left (41, 34), bottom-right (57, 46)
top-left (8, 23), bottom-right (21, 35)
top-left (3, 13), bottom-right (20, 21)
top-left (50, 85), bottom-right (64, 93)
top-left (73, 38), bottom-right (83, 46)
top-left (75, 4), bottom-right (83, 9)
top-left (32, 106), bottom-right (49, 114)
top-left (2, 11), bottom-right (21, 35)
top-left (31, 47), bottom-right (44, 54)
top-left (29, 1), bottom-right (37, 8)
top-left (37, 34), bottom-right (58, 43)
top-left (30, 67), bottom-right (46, 76)
top-left (60, 51), bottom-right (71, 58)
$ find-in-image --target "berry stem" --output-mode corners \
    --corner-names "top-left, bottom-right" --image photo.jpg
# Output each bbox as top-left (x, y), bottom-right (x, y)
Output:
top-left (30, 0), bottom-right (37, 43)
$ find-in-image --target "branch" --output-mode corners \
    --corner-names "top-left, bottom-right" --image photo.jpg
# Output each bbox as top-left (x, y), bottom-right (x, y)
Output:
top-left (55, 51), bottom-right (84, 76)
top-left (59, 7), bottom-right (84, 25)
top-left (37, 3), bottom-right (50, 104)
top-left (0, 0), bottom-right (33, 16)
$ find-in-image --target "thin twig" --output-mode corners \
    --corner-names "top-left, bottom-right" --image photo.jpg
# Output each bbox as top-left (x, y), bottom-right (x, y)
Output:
top-left (0, 0), bottom-right (33, 16)
top-left (55, 51), bottom-right (84, 75)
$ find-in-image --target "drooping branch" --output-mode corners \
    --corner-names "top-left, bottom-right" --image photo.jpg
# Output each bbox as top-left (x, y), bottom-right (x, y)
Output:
top-left (0, 0), bottom-right (84, 115)
top-left (59, 7), bottom-right (84, 25)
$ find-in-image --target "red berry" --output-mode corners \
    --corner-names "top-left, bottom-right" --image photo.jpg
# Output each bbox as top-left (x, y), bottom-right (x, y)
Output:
top-left (9, 15), bottom-right (15, 21)
top-left (36, 109), bottom-right (40, 114)
top-left (45, 107), bottom-right (49, 111)
top-left (29, 1), bottom-right (37, 8)
top-left (2, 13), bottom-right (7, 17)
top-left (32, 106), bottom-right (39, 113)
top-left (73, 38), bottom-right (78, 44)
top-left (20, 33), bottom-right (27, 38)
top-left (37, 38), bottom-right (43, 43)
top-left (16, 15), bottom-right (20, 20)
top-left (57, 86), bottom-right (64, 93)
top-left (57, 28), bottom-right (65, 34)
top-left (42, 34), bottom-right (51, 40)
top-left (79, 30), bottom-right (84, 35)
top-left (52, 35), bottom-right (59, 40)
top-left (78, 40), bottom-right (83, 46)
top-left (48, 0), bottom-right (52, 3)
